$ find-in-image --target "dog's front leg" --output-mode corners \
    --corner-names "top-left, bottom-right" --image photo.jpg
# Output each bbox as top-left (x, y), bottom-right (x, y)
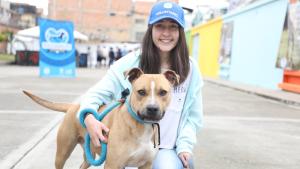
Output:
top-left (103, 163), bottom-right (124, 169)
top-left (79, 154), bottom-right (90, 169)
top-left (139, 161), bottom-right (152, 169)
top-left (104, 157), bottom-right (126, 169)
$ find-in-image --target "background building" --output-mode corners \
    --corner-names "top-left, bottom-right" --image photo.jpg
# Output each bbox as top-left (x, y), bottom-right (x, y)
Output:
top-left (131, 1), bottom-right (154, 42)
top-left (49, 0), bottom-right (143, 42)
top-left (0, 0), bottom-right (42, 53)
top-left (48, 0), bottom-right (179, 43)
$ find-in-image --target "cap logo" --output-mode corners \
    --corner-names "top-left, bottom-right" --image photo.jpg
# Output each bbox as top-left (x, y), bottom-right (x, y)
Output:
top-left (163, 2), bottom-right (173, 9)
top-left (149, 1), bottom-right (184, 28)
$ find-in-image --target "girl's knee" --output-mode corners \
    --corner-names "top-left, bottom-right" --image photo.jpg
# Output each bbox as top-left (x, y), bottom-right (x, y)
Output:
top-left (153, 149), bottom-right (183, 169)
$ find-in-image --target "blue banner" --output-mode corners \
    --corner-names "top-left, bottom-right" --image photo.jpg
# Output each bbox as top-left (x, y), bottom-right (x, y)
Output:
top-left (39, 18), bottom-right (76, 77)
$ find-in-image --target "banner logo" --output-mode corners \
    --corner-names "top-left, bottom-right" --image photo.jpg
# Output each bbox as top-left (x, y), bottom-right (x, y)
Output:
top-left (42, 28), bottom-right (72, 51)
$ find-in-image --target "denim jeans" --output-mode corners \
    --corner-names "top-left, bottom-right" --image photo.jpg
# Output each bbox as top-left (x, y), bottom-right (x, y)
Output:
top-left (125, 149), bottom-right (194, 169)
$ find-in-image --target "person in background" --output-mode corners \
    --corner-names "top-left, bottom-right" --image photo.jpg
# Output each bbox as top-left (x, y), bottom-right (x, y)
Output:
top-left (108, 47), bottom-right (115, 66)
top-left (97, 46), bottom-right (106, 67)
top-left (79, 1), bottom-right (203, 168)
top-left (115, 47), bottom-right (122, 60)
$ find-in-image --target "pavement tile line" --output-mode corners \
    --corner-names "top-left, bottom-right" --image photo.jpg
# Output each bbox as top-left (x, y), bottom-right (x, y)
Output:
top-left (12, 125), bottom-right (60, 169)
top-left (12, 126), bottom-right (103, 169)
top-left (204, 79), bottom-right (300, 107)
top-left (0, 110), bottom-right (55, 114)
top-left (0, 90), bottom-right (84, 96)
top-left (204, 116), bottom-right (300, 123)
top-left (0, 114), bottom-right (63, 169)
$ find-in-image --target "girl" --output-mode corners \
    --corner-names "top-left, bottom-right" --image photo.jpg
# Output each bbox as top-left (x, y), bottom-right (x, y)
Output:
top-left (79, 1), bottom-right (203, 168)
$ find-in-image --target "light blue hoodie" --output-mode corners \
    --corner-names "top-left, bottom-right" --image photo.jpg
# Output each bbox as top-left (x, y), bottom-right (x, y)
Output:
top-left (78, 50), bottom-right (203, 155)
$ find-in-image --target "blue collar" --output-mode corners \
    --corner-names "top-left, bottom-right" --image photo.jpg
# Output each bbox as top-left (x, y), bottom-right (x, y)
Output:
top-left (125, 99), bottom-right (161, 148)
top-left (125, 99), bottom-right (145, 124)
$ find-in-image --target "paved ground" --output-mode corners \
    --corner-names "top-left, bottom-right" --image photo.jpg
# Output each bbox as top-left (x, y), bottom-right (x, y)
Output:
top-left (0, 65), bottom-right (103, 169)
top-left (0, 64), bottom-right (299, 169)
top-left (197, 83), bottom-right (300, 169)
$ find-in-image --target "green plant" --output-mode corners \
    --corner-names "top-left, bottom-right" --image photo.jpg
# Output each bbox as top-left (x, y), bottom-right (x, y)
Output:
top-left (0, 33), bottom-right (6, 42)
top-left (0, 31), bottom-right (13, 42)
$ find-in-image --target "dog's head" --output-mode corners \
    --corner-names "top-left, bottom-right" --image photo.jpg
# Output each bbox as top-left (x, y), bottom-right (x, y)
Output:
top-left (124, 68), bottom-right (179, 122)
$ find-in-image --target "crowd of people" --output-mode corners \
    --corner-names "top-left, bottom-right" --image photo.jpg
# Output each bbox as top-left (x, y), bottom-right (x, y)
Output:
top-left (76, 44), bottom-right (139, 68)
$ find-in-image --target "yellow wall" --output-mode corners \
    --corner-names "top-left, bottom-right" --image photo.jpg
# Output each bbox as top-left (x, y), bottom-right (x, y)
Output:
top-left (190, 18), bottom-right (222, 77)
top-left (185, 29), bottom-right (191, 49)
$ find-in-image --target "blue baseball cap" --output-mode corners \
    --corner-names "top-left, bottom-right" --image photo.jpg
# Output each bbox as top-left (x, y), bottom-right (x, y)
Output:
top-left (148, 1), bottom-right (185, 28)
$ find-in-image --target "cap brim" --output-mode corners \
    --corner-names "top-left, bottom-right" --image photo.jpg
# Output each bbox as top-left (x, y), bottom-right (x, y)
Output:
top-left (149, 16), bottom-right (184, 28)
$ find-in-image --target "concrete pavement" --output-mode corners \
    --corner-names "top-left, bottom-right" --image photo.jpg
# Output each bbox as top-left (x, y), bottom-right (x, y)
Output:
top-left (0, 65), bottom-right (103, 169)
top-left (205, 77), bottom-right (300, 107)
top-left (0, 64), bottom-right (299, 169)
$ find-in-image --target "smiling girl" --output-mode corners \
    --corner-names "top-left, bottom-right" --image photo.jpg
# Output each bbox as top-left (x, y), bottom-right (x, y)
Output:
top-left (80, 1), bottom-right (203, 169)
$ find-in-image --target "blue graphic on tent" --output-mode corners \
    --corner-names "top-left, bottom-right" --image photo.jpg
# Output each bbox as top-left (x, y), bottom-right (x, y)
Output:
top-left (39, 18), bottom-right (75, 77)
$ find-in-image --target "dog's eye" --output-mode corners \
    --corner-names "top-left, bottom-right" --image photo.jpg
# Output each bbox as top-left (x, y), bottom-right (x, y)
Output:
top-left (159, 90), bottom-right (167, 96)
top-left (137, 90), bottom-right (146, 96)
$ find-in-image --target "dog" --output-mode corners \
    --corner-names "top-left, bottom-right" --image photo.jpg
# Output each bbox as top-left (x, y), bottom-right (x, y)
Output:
top-left (23, 68), bottom-right (179, 169)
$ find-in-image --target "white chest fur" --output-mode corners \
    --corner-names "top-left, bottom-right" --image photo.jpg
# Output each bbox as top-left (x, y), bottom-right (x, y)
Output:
top-left (127, 125), bottom-right (157, 167)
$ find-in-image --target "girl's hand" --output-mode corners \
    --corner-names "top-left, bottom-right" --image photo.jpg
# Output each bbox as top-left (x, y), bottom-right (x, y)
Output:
top-left (84, 114), bottom-right (109, 147)
top-left (179, 152), bottom-right (191, 168)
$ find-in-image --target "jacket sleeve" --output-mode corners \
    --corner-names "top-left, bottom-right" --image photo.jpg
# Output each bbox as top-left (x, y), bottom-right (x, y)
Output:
top-left (176, 59), bottom-right (204, 155)
top-left (76, 51), bottom-right (140, 119)
top-left (77, 68), bottom-right (123, 119)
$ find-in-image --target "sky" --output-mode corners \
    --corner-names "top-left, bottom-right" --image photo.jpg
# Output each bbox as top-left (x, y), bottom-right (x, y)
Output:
top-left (133, 0), bottom-right (229, 9)
top-left (179, 0), bottom-right (229, 9)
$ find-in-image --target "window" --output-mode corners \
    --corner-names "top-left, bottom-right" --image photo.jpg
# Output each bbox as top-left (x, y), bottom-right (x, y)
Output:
top-left (135, 32), bottom-right (144, 42)
top-left (135, 19), bottom-right (144, 24)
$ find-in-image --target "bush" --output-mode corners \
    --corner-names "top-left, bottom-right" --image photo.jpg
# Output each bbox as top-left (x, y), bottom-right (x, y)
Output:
top-left (0, 31), bottom-right (13, 42)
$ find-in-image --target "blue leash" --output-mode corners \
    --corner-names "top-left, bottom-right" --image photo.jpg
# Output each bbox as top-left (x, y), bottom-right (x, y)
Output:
top-left (79, 101), bottom-right (122, 166)
top-left (79, 89), bottom-right (130, 166)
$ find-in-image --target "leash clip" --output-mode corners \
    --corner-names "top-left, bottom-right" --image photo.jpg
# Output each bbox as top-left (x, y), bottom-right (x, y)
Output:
top-left (119, 88), bottom-right (130, 103)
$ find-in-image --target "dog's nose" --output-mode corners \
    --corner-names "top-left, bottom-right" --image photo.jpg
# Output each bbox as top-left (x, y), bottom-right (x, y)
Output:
top-left (146, 105), bottom-right (159, 115)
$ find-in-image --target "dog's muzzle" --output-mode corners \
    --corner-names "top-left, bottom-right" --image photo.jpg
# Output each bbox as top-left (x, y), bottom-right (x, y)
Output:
top-left (138, 104), bottom-right (164, 122)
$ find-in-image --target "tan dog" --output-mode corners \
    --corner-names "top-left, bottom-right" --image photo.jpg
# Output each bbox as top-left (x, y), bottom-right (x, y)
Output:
top-left (23, 68), bottom-right (179, 169)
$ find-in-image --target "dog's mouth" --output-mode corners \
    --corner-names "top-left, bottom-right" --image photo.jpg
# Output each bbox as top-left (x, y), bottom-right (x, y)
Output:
top-left (137, 111), bottom-right (165, 123)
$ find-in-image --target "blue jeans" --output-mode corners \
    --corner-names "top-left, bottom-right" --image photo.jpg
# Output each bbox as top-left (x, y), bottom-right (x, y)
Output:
top-left (153, 149), bottom-right (194, 169)
top-left (125, 149), bottom-right (194, 169)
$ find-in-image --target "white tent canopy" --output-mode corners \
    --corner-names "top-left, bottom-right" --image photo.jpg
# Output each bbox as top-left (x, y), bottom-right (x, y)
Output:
top-left (16, 26), bottom-right (89, 41)
top-left (9, 26), bottom-right (88, 54)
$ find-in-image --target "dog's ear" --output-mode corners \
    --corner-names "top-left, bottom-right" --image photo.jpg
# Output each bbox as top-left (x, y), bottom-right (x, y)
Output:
top-left (124, 68), bottom-right (144, 83)
top-left (163, 70), bottom-right (180, 86)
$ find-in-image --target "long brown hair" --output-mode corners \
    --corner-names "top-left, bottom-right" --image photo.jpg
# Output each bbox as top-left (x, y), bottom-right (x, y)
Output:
top-left (139, 25), bottom-right (190, 84)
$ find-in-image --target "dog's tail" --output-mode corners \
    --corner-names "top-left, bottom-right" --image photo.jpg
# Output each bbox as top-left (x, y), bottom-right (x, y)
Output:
top-left (23, 90), bottom-right (72, 113)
